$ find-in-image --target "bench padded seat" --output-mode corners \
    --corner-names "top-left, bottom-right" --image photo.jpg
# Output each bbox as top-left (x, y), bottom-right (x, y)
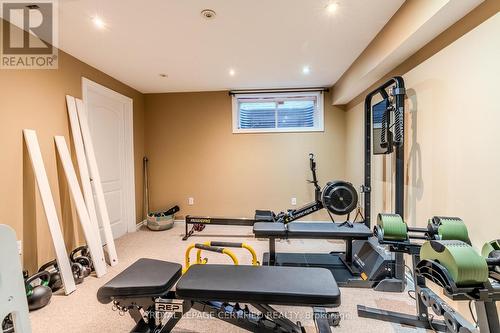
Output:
top-left (286, 222), bottom-right (372, 239)
top-left (176, 264), bottom-right (340, 307)
top-left (97, 259), bottom-right (182, 304)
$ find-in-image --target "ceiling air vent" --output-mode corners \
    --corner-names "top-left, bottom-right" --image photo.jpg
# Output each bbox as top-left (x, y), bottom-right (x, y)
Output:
top-left (201, 9), bottom-right (216, 20)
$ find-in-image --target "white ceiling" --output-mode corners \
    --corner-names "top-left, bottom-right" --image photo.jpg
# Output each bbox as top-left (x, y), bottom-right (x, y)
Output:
top-left (59, 0), bottom-right (404, 93)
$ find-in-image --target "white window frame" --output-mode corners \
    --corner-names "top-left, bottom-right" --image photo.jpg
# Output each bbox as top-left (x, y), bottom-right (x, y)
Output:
top-left (232, 91), bottom-right (324, 133)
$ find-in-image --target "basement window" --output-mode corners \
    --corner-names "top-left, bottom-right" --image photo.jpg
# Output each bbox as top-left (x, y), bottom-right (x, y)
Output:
top-left (232, 91), bottom-right (324, 133)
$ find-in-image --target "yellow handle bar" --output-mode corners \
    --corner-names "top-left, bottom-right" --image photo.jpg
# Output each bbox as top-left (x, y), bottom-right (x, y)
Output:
top-left (196, 241), bottom-right (259, 266)
top-left (184, 243), bottom-right (239, 273)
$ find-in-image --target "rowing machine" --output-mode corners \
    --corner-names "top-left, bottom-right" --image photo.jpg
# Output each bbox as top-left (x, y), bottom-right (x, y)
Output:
top-left (183, 154), bottom-right (358, 240)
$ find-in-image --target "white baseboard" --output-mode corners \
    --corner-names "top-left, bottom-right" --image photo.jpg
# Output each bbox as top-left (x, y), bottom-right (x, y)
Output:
top-left (136, 219), bottom-right (146, 230)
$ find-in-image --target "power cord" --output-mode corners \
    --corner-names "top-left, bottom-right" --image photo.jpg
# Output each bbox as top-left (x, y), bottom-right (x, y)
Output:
top-left (468, 300), bottom-right (478, 326)
top-left (427, 314), bottom-right (438, 333)
top-left (404, 264), bottom-right (416, 300)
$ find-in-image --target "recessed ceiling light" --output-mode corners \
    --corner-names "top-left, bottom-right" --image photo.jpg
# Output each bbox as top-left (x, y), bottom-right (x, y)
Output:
top-left (159, 73), bottom-right (168, 78)
top-left (326, 2), bottom-right (339, 14)
top-left (229, 69), bottom-right (236, 76)
top-left (201, 9), bottom-right (216, 20)
top-left (302, 66), bottom-right (311, 75)
top-left (92, 16), bottom-right (106, 29)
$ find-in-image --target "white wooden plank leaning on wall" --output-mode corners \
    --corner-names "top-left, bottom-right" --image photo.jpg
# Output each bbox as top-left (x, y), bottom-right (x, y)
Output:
top-left (65, 96), bottom-right (102, 248)
top-left (75, 99), bottom-right (118, 266)
top-left (54, 136), bottom-right (108, 277)
top-left (22, 129), bottom-right (76, 295)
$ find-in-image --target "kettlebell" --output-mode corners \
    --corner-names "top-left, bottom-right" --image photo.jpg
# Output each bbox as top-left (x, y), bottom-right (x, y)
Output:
top-left (72, 262), bottom-right (86, 285)
top-left (73, 256), bottom-right (92, 278)
top-left (38, 260), bottom-right (62, 292)
top-left (25, 271), bottom-right (52, 311)
top-left (2, 315), bottom-right (14, 333)
top-left (70, 245), bottom-right (94, 273)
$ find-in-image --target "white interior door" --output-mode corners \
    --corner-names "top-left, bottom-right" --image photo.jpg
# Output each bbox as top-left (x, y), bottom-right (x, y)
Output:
top-left (82, 78), bottom-right (135, 241)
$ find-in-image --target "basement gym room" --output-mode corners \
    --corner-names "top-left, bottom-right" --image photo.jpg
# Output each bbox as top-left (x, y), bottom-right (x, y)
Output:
top-left (1, 1), bottom-right (499, 332)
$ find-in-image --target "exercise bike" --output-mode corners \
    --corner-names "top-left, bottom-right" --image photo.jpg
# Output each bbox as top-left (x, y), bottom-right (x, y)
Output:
top-left (183, 154), bottom-right (360, 240)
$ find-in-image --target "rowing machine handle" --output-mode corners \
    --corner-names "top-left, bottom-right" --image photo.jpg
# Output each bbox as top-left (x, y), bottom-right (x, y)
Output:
top-left (309, 153), bottom-right (316, 171)
top-left (309, 153), bottom-right (318, 181)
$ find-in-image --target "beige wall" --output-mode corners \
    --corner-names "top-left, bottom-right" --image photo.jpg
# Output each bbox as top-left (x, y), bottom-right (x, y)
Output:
top-left (345, 13), bottom-right (500, 248)
top-left (0, 19), bottom-right (145, 272)
top-left (144, 91), bottom-right (346, 221)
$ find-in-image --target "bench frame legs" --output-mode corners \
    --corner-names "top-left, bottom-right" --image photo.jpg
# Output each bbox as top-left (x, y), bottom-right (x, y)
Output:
top-left (116, 294), bottom-right (338, 333)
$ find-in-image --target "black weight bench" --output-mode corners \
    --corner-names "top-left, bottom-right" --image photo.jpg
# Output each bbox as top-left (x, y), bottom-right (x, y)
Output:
top-left (98, 258), bottom-right (341, 333)
top-left (254, 222), bottom-right (374, 287)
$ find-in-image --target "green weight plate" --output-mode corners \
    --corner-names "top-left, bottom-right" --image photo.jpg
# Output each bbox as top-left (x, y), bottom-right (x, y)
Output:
top-left (482, 240), bottom-right (500, 258)
top-left (377, 213), bottom-right (407, 241)
top-left (436, 217), bottom-right (469, 243)
top-left (420, 240), bottom-right (488, 286)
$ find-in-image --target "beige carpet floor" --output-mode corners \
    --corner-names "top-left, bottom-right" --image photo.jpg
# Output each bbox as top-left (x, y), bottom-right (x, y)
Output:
top-left (29, 223), bottom-right (431, 332)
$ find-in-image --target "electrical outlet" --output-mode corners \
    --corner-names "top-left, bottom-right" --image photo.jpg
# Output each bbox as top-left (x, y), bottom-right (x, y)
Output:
top-left (17, 240), bottom-right (22, 255)
top-left (188, 197), bottom-right (194, 205)
top-left (291, 197), bottom-right (297, 206)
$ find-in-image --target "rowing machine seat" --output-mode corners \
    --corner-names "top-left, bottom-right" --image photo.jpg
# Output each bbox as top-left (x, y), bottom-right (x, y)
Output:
top-left (253, 221), bottom-right (372, 239)
top-left (176, 264), bottom-right (340, 307)
top-left (253, 222), bottom-right (286, 237)
top-left (254, 210), bottom-right (275, 222)
top-left (97, 258), bottom-right (182, 304)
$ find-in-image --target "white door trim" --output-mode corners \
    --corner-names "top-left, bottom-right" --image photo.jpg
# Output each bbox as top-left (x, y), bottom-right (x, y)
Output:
top-left (82, 77), bottom-right (137, 235)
